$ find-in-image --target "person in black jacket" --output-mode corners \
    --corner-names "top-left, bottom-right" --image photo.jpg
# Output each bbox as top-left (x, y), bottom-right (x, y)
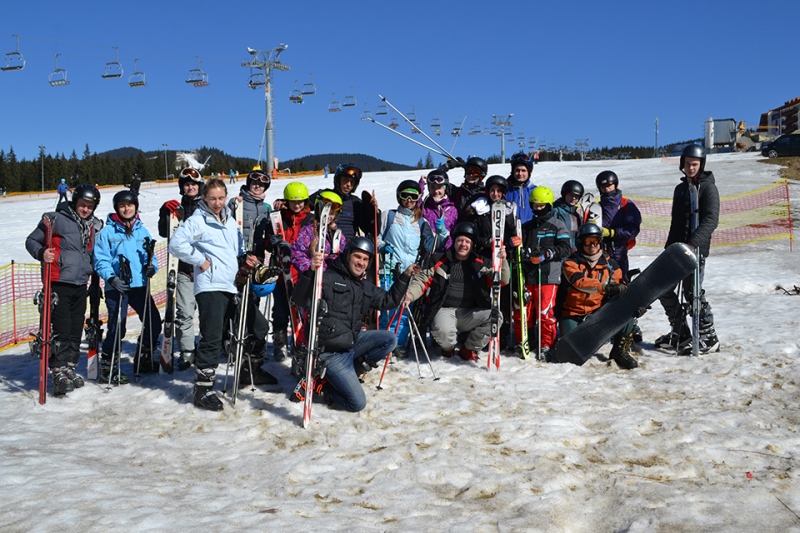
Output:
top-left (655, 145), bottom-right (721, 355)
top-left (291, 237), bottom-right (419, 412)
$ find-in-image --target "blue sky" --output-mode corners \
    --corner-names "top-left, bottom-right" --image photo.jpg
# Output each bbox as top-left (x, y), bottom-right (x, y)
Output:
top-left (1, 0), bottom-right (797, 167)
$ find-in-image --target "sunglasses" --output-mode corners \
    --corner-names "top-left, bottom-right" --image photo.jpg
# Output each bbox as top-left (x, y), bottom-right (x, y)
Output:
top-left (399, 191), bottom-right (420, 202)
top-left (180, 168), bottom-right (201, 180)
top-left (582, 237), bottom-right (601, 246)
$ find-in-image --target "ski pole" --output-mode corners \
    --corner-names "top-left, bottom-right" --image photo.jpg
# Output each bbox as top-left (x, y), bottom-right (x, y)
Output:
top-left (365, 117), bottom-right (445, 155)
top-left (408, 309), bottom-right (438, 381)
top-left (409, 314), bottom-right (423, 379)
top-left (537, 266), bottom-right (542, 361)
top-left (376, 301), bottom-right (406, 390)
top-left (378, 95), bottom-right (456, 160)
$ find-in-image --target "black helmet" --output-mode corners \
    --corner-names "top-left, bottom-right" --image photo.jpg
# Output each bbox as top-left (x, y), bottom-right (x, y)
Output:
top-left (396, 179), bottom-right (422, 204)
top-left (485, 175), bottom-right (508, 195)
top-left (560, 179), bottom-right (585, 198)
top-left (464, 157), bottom-right (488, 179)
top-left (71, 184), bottom-right (101, 209)
top-left (178, 167), bottom-right (204, 194)
top-left (426, 167), bottom-right (449, 186)
top-left (112, 190), bottom-right (139, 213)
top-left (346, 236), bottom-right (375, 258)
top-left (333, 164), bottom-right (363, 193)
top-left (595, 171), bottom-right (619, 189)
top-left (246, 170), bottom-right (271, 190)
top-left (680, 144), bottom-right (706, 174)
top-left (451, 221), bottom-right (478, 243)
top-left (510, 152), bottom-right (533, 173)
top-left (577, 223), bottom-right (603, 243)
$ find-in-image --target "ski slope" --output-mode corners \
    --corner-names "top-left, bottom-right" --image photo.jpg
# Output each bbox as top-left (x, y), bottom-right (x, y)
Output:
top-left (1, 154), bottom-right (799, 531)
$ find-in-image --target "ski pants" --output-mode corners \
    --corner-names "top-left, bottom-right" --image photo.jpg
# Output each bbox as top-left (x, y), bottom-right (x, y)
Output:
top-left (50, 282), bottom-right (87, 368)
top-left (175, 272), bottom-right (197, 353)
top-left (431, 306), bottom-right (500, 352)
top-left (320, 329), bottom-right (397, 412)
top-left (271, 281), bottom-right (290, 331)
top-left (514, 283), bottom-right (558, 350)
top-left (195, 291), bottom-right (235, 371)
top-left (658, 256), bottom-right (714, 328)
top-left (102, 286), bottom-right (162, 359)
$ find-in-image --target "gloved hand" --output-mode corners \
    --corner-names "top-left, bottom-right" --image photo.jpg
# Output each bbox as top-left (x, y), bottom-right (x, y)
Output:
top-left (528, 249), bottom-right (552, 265)
top-left (144, 264), bottom-right (156, 278)
top-left (108, 276), bottom-right (129, 293)
top-left (435, 217), bottom-right (448, 236)
top-left (602, 227), bottom-right (615, 238)
top-left (446, 157), bottom-right (465, 169)
top-left (380, 243), bottom-right (395, 256)
top-left (164, 199), bottom-right (181, 217)
top-left (268, 234), bottom-right (285, 250)
top-left (510, 235), bottom-right (522, 247)
top-left (605, 283), bottom-right (628, 297)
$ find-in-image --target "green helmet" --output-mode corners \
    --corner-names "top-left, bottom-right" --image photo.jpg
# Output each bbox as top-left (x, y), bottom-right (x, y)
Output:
top-left (529, 186), bottom-right (555, 206)
top-left (283, 181), bottom-right (309, 201)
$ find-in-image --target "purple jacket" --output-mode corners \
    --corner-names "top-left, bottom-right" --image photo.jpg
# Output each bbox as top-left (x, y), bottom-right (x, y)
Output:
top-left (599, 189), bottom-right (641, 278)
top-left (422, 195), bottom-right (458, 250)
top-left (290, 222), bottom-right (347, 274)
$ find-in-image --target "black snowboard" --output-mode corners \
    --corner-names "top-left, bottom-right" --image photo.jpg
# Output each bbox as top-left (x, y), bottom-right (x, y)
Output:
top-left (556, 242), bottom-right (697, 365)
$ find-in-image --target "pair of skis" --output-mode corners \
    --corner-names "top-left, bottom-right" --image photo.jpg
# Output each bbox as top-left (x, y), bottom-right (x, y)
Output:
top-left (160, 212), bottom-right (181, 373)
top-left (36, 215), bottom-right (56, 404)
top-left (269, 211), bottom-right (303, 353)
top-left (487, 201), bottom-right (505, 370)
top-left (513, 219), bottom-right (531, 359)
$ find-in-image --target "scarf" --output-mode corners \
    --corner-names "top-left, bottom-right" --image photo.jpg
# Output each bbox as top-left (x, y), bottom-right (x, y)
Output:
top-left (582, 249), bottom-right (603, 269)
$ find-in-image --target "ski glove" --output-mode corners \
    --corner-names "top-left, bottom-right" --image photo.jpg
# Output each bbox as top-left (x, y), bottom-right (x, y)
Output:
top-left (602, 227), bottom-right (615, 238)
top-left (268, 234), bottom-right (286, 250)
top-left (605, 283), bottom-right (627, 297)
top-left (144, 264), bottom-right (156, 279)
top-left (108, 277), bottom-right (130, 294)
top-left (525, 249), bottom-right (552, 265)
top-left (435, 217), bottom-right (449, 236)
top-left (380, 243), bottom-right (395, 256)
top-left (164, 199), bottom-right (181, 217)
top-left (446, 157), bottom-right (465, 169)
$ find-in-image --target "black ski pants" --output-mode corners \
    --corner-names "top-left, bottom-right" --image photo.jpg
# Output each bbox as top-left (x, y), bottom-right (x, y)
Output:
top-left (50, 282), bottom-right (88, 368)
top-left (658, 256), bottom-right (714, 328)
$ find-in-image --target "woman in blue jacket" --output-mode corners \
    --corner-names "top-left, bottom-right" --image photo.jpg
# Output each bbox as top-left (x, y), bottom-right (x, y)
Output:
top-left (169, 178), bottom-right (267, 411)
top-left (94, 190), bottom-right (162, 385)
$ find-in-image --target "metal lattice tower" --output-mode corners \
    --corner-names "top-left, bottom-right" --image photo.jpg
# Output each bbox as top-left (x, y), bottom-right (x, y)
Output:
top-left (491, 114), bottom-right (514, 163)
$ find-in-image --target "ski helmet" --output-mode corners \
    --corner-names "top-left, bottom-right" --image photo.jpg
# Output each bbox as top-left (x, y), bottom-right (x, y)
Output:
top-left (560, 179), bottom-right (585, 198)
top-left (346, 236), bottom-right (375, 258)
top-left (510, 152), bottom-right (533, 174)
top-left (246, 169), bottom-right (271, 190)
top-left (485, 175), bottom-right (508, 195)
top-left (577, 223), bottom-right (603, 243)
top-left (71, 184), bottom-right (101, 209)
top-left (595, 170), bottom-right (619, 189)
top-left (60, 177), bottom-right (66, 183)
top-left (112, 190), bottom-right (139, 213)
top-left (464, 157), bottom-right (488, 179)
top-left (451, 221), bottom-right (478, 243)
top-left (283, 181), bottom-right (309, 201)
top-left (396, 179), bottom-right (422, 204)
top-left (529, 186), bottom-right (555, 207)
top-left (333, 164), bottom-right (363, 193)
top-left (251, 281), bottom-right (277, 298)
top-left (680, 144), bottom-right (706, 174)
top-left (178, 167), bottom-right (204, 194)
top-left (315, 190), bottom-right (343, 219)
top-left (250, 265), bottom-right (278, 297)
top-left (426, 167), bottom-right (449, 186)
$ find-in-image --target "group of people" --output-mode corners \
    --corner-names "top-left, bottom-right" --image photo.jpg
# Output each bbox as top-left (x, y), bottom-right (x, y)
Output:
top-left (25, 144), bottom-right (721, 414)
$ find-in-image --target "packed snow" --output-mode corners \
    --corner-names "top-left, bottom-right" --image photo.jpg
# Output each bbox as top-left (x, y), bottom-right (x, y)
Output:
top-left (1, 153), bottom-right (799, 532)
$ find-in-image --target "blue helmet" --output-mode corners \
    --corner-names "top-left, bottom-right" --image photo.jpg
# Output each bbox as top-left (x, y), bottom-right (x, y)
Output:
top-left (251, 281), bottom-right (276, 298)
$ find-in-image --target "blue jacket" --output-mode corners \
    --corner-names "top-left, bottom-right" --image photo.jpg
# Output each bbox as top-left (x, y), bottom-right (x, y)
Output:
top-left (505, 177), bottom-right (537, 224)
top-left (169, 202), bottom-right (243, 296)
top-left (94, 214), bottom-right (157, 289)
top-left (379, 206), bottom-right (434, 272)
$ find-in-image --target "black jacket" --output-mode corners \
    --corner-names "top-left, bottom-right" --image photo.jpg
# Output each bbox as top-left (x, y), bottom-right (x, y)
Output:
top-left (665, 171), bottom-right (719, 257)
top-left (159, 194), bottom-right (203, 276)
top-left (520, 211), bottom-right (571, 286)
top-left (462, 195), bottom-right (517, 255)
top-left (292, 256), bottom-right (409, 353)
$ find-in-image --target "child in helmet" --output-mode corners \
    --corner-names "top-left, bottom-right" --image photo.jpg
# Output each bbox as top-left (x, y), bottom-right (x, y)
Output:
top-left (421, 167), bottom-right (457, 251)
top-left (461, 175), bottom-right (517, 256)
top-left (26, 184), bottom-right (104, 396)
top-left (228, 169), bottom-right (273, 247)
top-left (509, 186), bottom-right (571, 361)
top-left (94, 190), bottom-right (163, 384)
top-left (552, 179), bottom-right (587, 251)
top-left (290, 190), bottom-right (348, 275)
top-left (593, 170), bottom-right (641, 280)
top-left (309, 164), bottom-right (375, 242)
top-left (452, 157), bottom-right (488, 218)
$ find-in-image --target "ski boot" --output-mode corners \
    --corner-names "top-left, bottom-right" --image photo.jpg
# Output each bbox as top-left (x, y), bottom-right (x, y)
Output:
top-left (609, 332), bottom-right (638, 369)
top-left (193, 367), bottom-right (223, 411)
top-left (239, 355), bottom-right (278, 386)
top-left (51, 367), bottom-right (75, 396)
top-left (290, 376), bottom-right (330, 404)
top-left (133, 347), bottom-right (160, 374)
top-left (177, 350), bottom-right (195, 371)
top-left (654, 317), bottom-right (690, 351)
top-left (291, 344), bottom-right (308, 378)
top-left (99, 355), bottom-right (129, 385)
top-left (272, 329), bottom-right (289, 362)
top-left (458, 346), bottom-right (479, 362)
top-left (64, 363), bottom-right (84, 388)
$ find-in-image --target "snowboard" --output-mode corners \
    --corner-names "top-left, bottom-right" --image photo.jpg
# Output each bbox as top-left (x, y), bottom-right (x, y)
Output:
top-left (555, 242), bottom-right (697, 366)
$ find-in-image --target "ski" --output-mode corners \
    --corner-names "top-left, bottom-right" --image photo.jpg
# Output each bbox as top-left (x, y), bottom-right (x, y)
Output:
top-left (229, 201), bottom-right (253, 405)
top-left (514, 218), bottom-right (531, 359)
top-left (134, 237), bottom-right (156, 378)
top-left (269, 211), bottom-right (303, 352)
top-left (303, 202), bottom-right (332, 428)
top-left (38, 215), bottom-right (55, 404)
top-left (488, 201), bottom-right (505, 370)
top-left (85, 272), bottom-right (102, 380)
top-left (159, 213), bottom-right (180, 374)
top-left (688, 183), bottom-right (701, 357)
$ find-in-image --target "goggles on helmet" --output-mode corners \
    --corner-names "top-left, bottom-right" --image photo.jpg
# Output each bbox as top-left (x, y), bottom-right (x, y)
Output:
top-left (511, 152), bottom-right (532, 164)
top-left (427, 173), bottom-right (447, 185)
top-left (336, 165), bottom-right (362, 181)
top-left (465, 166), bottom-right (485, 179)
top-left (180, 168), bottom-right (202, 181)
top-left (320, 199), bottom-right (342, 216)
top-left (248, 171), bottom-right (271, 186)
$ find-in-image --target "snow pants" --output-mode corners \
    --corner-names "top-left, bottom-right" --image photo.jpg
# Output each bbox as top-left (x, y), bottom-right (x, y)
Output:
top-left (102, 286), bottom-right (162, 359)
top-left (431, 307), bottom-right (500, 352)
top-left (658, 256), bottom-right (714, 328)
top-left (514, 283), bottom-right (558, 350)
top-left (50, 282), bottom-right (87, 368)
top-left (175, 272), bottom-right (197, 354)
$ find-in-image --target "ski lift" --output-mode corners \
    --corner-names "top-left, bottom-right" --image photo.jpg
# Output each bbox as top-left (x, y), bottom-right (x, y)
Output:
top-left (360, 103), bottom-right (372, 121)
top-left (2, 34), bottom-right (25, 71)
top-left (289, 80), bottom-right (303, 103)
top-left (247, 68), bottom-right (266, 89)
top-left (376, 103), bottom-right (388, 116)
top-left (128, 58), bottom-right (146, 87)
top-left (433, 128), bottom-right (442, 136)
top-left (301, 73), bottom-right (316, 95)
top-left (407, 105), bottom-right (417, 123)
top-left (451, 120), bottom-right (462, 137)
top-left (328, 93), bottom-right (341, 113)
top-left (410, 122), bottom-right (422, 134)
top-left (342, 87), bottom-right (356, 107)
top-left (48, 54), bottom-right (69, 87)
top-left (430, 115), bottom-right (442, 129)
top-left (468, 122), bottom-right (481, 136)
top-left (389, 117), bottom-right (399, 129)
top-left (101, 47), bottom-right (123, 79)
top-left (186, 56), bottom-right (209, 87)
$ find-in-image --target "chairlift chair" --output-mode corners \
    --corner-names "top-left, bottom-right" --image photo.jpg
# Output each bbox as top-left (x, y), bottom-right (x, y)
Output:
top-left (360, 103), bottom-right (372, 121)
top-left (469, 122), bottom-right (481, 136)
top-left (376, 104), bottom-right (388, 116)
top-left (329, 93), bottom-right (341, 113)
top-left (1, 34), bottom-right (25, 72)
top-left (342, 87), bottom-right (356, 107)
top-left (389, 117), bottom-right (399, 130)
top-left (129, 58), bottom-right (146, 87)
top-left (451, 120), bottom-right (462, 137)
top-left (407, 105), bottom-right (417, 123)
top-left (433, 128), bottom-right (442, 136)
top-left (48, 54), bottom-right (69, 87)
top-left (430, 115), bottom-right (442, 129)
top-left (102, 47), bottom-right (123, 79)
top-left (301, 73), bottom-right (316, 95)
top-left (186, 57), bottom-right (209, 87)
top-left (289, 80), bottom-right (303, 103)
top-left (248, 69), bottom-right (266, 90)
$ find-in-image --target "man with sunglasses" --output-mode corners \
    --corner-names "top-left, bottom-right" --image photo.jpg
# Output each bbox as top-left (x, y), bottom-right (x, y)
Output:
top-left (158, 167), bottom-right (206, 370)
top-left (505, 153), bottom-right (537, 224)
top-left (558, 223), bottom-right (637, 369)
top-left (452, 157), bottom-right (488, 219)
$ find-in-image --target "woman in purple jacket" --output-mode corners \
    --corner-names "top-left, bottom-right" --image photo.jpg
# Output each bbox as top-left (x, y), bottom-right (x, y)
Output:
top-left (420, 167), bottom-right (457, 253)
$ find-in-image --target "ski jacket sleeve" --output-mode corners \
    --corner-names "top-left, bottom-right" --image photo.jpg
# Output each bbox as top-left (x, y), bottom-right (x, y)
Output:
top-left (407, 264), bottom-right (437, 302)
top-left (168, 215), bottom-right (206, 268)
top-left (364, 271), bottom-right (411, 311)
top-left (290, 224), bottom-right (314, 274)
top-left (291, 268), bottom-right (314, 308)
top-left (691, 178), bottom-right (720, 257)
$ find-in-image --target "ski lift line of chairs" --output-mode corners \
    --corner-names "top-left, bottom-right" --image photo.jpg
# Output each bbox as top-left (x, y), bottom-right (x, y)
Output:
top-left (301, 73), bottom-right (316, 95)
top-left (342, 87), bottom-right (356, 108)
top-left (329, 93), bottom-right (341, 113)
top-left (129, 58), bottom-right (146, 87)
top-left (376, 103), bottom-right (388, 116)
top-left (360, 103), bottom-right (372, 121)
top-left (289, 80), bottom-right (303, 103)
top-left (186, 56), bottom-right (209, 87)
top-left (247, 68), bottom-right (266, 89)
top-left (102, 47), bottom-right (123, 79)
top-left (1, 34), bottom-right (25, 72)
top-left (48, 54), bottom-right (69, 87)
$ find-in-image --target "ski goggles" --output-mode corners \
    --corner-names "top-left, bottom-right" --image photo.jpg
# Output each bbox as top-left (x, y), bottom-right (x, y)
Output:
top-left (398, 190), bottom-right (420, 202)
top-left (179, 168), bottom-right (202, 181)
top-left (511, 152), bottom-right (532, 164)
top-left (427, 173), bottom-right (447, 185)
top-left (582, 237), bottom-right (601, 247)
top-left (248, 171), bottom-right (271, 186)
top-left (320, 199), bottom-right (343, 215)
top-left (464, 166), bottom-right (485, 179)
top-left (336, 164), bottom-right (362, 181)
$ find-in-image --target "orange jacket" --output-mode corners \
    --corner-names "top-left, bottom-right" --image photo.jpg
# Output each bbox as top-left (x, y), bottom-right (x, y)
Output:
top-left (559, 252), bottom-right (623, 318)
